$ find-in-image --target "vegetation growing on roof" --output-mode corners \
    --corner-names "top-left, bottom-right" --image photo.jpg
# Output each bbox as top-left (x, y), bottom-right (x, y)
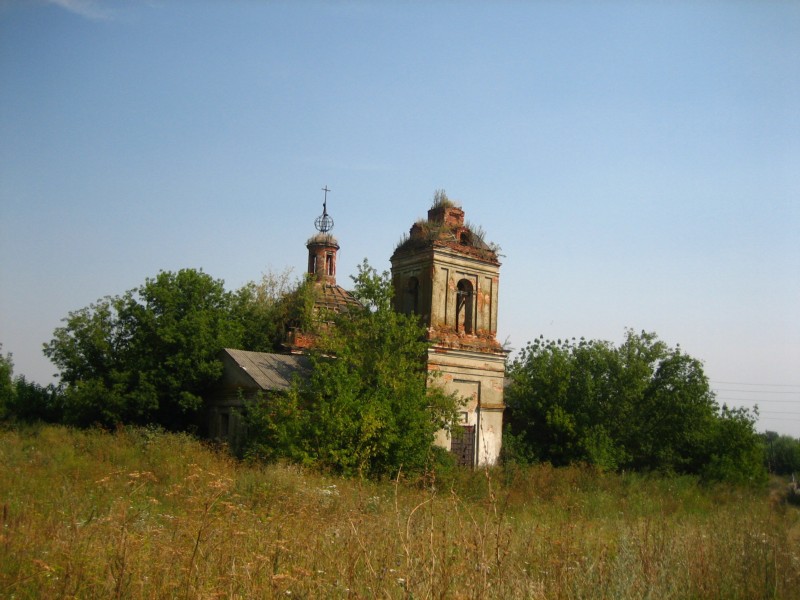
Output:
top-left (393, 194), bottom-right (500, 260)
top-left (393, 219), bottom-right (447, 254)
top-left (431, 188), bottom-right (456, 209)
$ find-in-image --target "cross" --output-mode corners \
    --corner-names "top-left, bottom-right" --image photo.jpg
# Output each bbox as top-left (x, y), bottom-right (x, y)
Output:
top-left (322, 186), bottom-right (330, 214)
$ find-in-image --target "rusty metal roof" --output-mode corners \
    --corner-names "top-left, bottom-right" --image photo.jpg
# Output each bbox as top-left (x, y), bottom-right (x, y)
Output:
top-left (221, 348), bottom-right (310, 391)
top-left (314, 284), bottom-right (362, 314)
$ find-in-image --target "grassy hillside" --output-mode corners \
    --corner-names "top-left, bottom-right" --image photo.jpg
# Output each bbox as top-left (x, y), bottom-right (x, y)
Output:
top-left (1, 425), bottom-right (799, 599)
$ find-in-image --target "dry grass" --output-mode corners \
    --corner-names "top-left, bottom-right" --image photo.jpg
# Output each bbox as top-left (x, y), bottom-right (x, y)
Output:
top-left (1, 425), bottom-right (799, 599)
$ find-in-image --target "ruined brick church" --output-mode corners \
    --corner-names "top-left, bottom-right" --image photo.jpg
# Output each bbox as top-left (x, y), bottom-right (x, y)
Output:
top-left (210, 192), bottom-right (506, 466)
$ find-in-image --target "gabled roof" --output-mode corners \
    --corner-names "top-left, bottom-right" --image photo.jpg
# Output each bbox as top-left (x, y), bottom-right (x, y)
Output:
top-left (221, 348), bottom-right (310, 392)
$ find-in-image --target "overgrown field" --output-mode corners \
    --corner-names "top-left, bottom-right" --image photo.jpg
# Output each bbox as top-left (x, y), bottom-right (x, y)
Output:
top-left (1, 426), bottom-right (799, 599)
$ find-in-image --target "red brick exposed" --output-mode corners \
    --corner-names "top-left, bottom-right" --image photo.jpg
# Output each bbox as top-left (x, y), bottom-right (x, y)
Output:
top-left (427, 205), bottom-right (465, 227)
top-left (427, 325), bottom-right (504, 354)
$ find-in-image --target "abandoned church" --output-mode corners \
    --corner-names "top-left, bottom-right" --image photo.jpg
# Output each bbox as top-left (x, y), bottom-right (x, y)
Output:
top-left (209, 193), bottom-right (506, 466)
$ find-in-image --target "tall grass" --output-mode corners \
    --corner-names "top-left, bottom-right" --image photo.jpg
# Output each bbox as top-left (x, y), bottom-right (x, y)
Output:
top-left (1, 425), bottom-right (799, 598)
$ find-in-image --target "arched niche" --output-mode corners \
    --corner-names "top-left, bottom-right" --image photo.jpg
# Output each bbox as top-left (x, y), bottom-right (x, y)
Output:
top-left (456, 278), bottom-right (474, 334)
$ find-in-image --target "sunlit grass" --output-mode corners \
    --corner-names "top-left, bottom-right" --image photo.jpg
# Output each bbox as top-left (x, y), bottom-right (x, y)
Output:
top-left (1, 424), bottom-right (799, 598)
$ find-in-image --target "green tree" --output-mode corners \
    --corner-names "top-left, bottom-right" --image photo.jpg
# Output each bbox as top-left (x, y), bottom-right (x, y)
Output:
top-left (43, 296), bottom-right (133, 424)
top-left (8, 377), bottom-right (64, 423)
top-left (763, 431), bottom-right (800, 476)
top-left (617, 335), bottom-right (718, 474)
top-left (505, 330), bottom-right (765, 483)
top-left (244, 260), bottom-right (460, 478)
top-left (44, 269), bottom-right (242, 429)
top-left (0, 346), bottom-right (14, 419)
top-left (701, 406), bottom-right (767, 486)
top-left (231, 268), bottom-right (315, 352)
top-left (504, 335), bottom-right (641, 470)
top-left (1, 344), bottom-right (65, 423)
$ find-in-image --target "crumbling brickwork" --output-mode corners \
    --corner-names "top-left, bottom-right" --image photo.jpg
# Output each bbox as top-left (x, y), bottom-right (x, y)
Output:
top-left (391, 200), bottom-right (506, 466)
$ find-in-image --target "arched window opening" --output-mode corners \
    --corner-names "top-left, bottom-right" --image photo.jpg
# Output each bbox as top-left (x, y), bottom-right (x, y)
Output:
top-left (404, 277), bottom-right (419, 314)
top-left (308, 254), bottom-right (317, 275)
top-left (325, 253), bottom-right (334, 277)
top-left (456, 279), bottom-right (474, 334)
top-left (459, 231), bottom-right (471, 245)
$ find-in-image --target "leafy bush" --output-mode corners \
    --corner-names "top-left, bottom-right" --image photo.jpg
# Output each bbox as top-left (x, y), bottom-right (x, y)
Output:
top-left (242, 261), bottom-right (460, 478)
top-left (1, 345), bottom-right (65, 423)
top-left (505, 330), bottom-right (767, 485)
top-left (764, 431), bottom-right (800, 476)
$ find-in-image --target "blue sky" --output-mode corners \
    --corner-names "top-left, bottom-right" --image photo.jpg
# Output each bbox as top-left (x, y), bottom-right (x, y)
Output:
top-left (1, 1), bottom-right (798, 435)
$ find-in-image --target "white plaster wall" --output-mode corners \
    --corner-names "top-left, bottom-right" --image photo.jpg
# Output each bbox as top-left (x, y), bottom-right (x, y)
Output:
top-left (428, 348), bottom-right (506, 465)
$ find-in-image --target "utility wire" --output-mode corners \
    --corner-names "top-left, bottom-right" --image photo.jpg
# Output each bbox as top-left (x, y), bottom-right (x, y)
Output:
top-left (716, 398), bottom-right (800, 404)
top-left (711, 380), bottom-right (800, 388)
top-left (715, 388), bottom-right (799, 394)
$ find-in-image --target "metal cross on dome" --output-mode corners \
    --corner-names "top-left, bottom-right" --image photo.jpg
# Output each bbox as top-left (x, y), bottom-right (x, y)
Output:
top-left (314, 185), bottom-right (334, 233)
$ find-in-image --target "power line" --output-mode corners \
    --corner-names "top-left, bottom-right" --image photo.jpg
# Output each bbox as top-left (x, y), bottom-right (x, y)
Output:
top-left (714, 388), bottom-right (800, 395)
top-left (711, 380), bottom-right (800, 388)
top-left (716, 398), bottom-right (800, 404)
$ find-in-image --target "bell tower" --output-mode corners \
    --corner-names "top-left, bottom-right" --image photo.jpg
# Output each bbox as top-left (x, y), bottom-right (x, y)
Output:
top-left (390, 193), bottom-right (506, 466)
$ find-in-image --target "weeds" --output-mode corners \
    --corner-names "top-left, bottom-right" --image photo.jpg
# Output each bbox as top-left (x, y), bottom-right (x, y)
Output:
top-left (1, 424), bottom-right (799, 598)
